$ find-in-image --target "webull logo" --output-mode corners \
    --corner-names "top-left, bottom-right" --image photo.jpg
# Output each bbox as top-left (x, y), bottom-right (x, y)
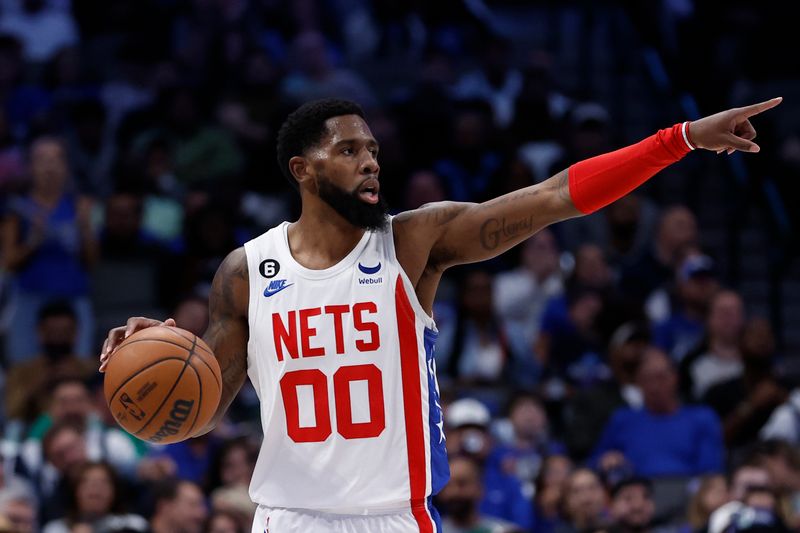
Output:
top-left (149, 399), bottom-right (195, 442)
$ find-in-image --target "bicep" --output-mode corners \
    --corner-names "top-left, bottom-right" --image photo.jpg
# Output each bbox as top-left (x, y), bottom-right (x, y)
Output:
top-left (201, 248), bottom-right (250, 419)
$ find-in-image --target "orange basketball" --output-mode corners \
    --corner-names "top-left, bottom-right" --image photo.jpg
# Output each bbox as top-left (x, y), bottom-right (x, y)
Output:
top-left (103, 326), bottom-right (221, 444)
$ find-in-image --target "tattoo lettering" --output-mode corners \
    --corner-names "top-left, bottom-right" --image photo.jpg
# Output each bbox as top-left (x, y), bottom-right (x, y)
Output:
top-left (480, 215), bottom-right (535, 250)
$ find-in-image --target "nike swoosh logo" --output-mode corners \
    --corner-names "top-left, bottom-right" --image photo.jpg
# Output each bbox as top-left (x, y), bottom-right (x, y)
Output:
top-left (263, 283), bottom-right (294, 297)
top-left (358, 262), bottom-right (381, 274)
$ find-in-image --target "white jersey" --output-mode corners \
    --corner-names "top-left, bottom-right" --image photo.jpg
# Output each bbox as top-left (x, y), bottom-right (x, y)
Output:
top-left (243, 220), bottom-right (448, 531)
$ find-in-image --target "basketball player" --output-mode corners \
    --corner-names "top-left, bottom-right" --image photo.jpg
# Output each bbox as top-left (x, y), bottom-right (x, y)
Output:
top-left (100, 96), bottom-right (781, 532)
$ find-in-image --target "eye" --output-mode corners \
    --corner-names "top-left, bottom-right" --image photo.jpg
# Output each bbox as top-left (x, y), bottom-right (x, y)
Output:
top-left (341, 147), bottom-right (354, 155)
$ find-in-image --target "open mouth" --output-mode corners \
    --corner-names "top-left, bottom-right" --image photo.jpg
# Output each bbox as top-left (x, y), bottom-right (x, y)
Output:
top-left (357, 178), bottom-right (380, 204)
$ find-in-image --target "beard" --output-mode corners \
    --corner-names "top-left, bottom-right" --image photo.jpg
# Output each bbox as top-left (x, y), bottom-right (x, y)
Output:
top-left (317, 177), bottom-right (389, 231)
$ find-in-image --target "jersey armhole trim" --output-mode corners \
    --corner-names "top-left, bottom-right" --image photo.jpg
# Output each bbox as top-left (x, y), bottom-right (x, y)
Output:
top-left (387, 216), bottom-right (437, 332)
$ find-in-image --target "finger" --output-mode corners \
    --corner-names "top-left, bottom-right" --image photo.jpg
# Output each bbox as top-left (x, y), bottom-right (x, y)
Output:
top-left (741, 97), bottom-right (782, 118)
top-left (164, 318), bottom-right (176, 327)
top-left (724, 133), bottom-right (759, 153)
top-left (124, 316), bottom-right (162, 338)
top-left (727, 148), bottom-right (734, 155)
top-left (105, 326), bottom-right (127, 354)
top-left (736, 119), bottom-right (757, 141)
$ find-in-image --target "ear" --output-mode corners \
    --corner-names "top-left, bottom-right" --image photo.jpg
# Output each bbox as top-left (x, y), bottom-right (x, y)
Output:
top-left (289, 155), bottom-right (312, 189)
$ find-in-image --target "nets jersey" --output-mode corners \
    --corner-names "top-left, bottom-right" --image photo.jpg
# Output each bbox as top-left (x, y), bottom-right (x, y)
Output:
top-left (243, 220), bottom-right (449, 528)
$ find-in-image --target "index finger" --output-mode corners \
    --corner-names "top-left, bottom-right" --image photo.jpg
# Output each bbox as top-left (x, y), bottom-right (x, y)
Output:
top-left (741, 97), bottom-right (783, 118)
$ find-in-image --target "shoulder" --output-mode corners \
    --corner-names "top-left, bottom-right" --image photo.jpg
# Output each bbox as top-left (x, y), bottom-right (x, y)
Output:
top-left (218, 247), bottom-right (248, 280)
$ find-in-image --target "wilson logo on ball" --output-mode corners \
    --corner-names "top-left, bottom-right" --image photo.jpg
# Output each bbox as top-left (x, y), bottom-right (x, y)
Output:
top-left (149, 399), bottom-right (195, 443)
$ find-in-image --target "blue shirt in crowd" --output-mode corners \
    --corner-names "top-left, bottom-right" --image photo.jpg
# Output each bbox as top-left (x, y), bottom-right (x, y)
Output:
top-left (591, 405), bottom-right (724, 477)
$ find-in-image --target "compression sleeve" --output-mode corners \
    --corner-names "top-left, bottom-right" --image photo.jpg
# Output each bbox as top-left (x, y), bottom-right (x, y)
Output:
top-left (568, 122), bottom-right (695, 214)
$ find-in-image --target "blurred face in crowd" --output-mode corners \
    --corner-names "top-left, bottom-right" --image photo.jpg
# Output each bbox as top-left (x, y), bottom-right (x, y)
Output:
top-left (30, 138), bottom-right (69, 195)
top-left (563, 469), bottom-right (607, 528)
top-left (568, 291), bottom-right (603, 334)
top-left (741, 317), bottom-right (776, 363)
top-left (159, 482), bottom-right (208, 533)
top-left (509, 396), bottom-right (548, 444)
top-left (0, 498), bottom-right (36, 533)
top-left (38, 313), bottom-right (77, 360)
top-left (173, 298), bottom-right (209, 337)
top-left (677, 266), bottom-right (719, 316)
top-left (404, 170), bottom-right (446, 209)
top-left (76, 464), bottom-right (115, 517)
top-left (611, 483), bottom-right (655, 532)
top-left (605, 194), bottom-right (641, 251)
top-left (731, 466), bottom-right (771, 501)
top-left (521, 229), bottom-right (559, 280)
top-left (608, 331), bottom-right (648, 385)
top-left (657, 207), bottom-right (698, 265)
top-left (536, 455), bottom-right (573, 518)
top-left (104, 193), bottom-right (143, 241)
top-left (49, 381), bottom-right (93, 426)
top-left (574, 244), bottom-right (611, 289)
top-left (45, 427), bottom-right (87, 473)
top-left (221, 444), bottom-right (255, 488)
top-left (206, 512), bottom-right (241, 533)
top-left (446, 425), bottom-right (492, 461)
top-left (744, 489), bottom-right (777, 512)
top-left (696, 475), bottom-right (729, 519)
top-left (438, 456), bottom-right (482, 525)
top-left (460, 271), bottom-right (494, 322)
top-left (708, 291), bottom-right (745, 345)
top-left (636, 348), bottom-right (678, 414)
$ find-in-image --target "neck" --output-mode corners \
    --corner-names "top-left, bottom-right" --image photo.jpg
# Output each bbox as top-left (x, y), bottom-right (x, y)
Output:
top-left (647, 399), bottom-right (679, 415)
top-left (150, 517), bottom-right (170, 533)
top-left (710, 338), bottom-right (740, 359)
top-left (289, 199), bottom-right (366, 270)
top-left (453, 510), bottom-right (480, 528)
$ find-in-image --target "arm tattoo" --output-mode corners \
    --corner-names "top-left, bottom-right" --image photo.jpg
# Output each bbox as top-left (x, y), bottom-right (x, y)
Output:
top-left (479, 215), bottom-right (535, 250)
top-left (543, 169), bottom-right (572, 205)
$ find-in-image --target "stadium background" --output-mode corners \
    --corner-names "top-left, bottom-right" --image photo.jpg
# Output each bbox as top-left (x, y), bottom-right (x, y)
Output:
top-left (0, 0), bottom-right (799, 532)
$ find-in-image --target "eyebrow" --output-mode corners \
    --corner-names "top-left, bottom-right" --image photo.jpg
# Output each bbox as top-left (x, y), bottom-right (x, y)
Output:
top-left (333, 138), bottom-right (379, 148)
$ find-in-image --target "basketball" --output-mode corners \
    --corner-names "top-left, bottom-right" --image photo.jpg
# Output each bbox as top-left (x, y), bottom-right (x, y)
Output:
top-left (103, 326), bottom-right (222, 444)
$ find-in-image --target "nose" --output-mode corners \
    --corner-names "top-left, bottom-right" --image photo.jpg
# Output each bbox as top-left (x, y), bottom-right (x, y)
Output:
top-left (360, 151), bottom-right (379, 175)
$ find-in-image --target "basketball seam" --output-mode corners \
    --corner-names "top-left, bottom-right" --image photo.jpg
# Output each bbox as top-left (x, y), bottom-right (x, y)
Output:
top-left (167, 328), bottom-right (214, 357)
top-left (190, 353), bottom-right (222, 391)
top-left (133, 335), bottom-right (198, 438)
top-left (184, 365), bottom-right (203, 439)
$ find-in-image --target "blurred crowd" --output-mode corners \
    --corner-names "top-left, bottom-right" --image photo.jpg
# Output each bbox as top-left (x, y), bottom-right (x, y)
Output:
top-left (0, 0), bottom-right (798, 532)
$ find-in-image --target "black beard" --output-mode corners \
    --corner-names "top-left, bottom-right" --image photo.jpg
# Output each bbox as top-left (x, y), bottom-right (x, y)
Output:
top-left (317, 177), bottom-right (389, 231)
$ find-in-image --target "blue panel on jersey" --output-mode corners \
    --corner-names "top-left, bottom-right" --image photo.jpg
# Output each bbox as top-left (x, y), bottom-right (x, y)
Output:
top-left (424, 327), bottom-right (450, 494)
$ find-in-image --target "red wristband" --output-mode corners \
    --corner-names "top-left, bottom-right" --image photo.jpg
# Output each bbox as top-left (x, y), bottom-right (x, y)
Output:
top-left (568, 122), bottom-right (694, 214)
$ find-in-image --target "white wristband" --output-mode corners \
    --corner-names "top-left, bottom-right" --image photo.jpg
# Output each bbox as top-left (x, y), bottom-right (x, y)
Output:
top-left (681, 121), bottom-right (696, 151)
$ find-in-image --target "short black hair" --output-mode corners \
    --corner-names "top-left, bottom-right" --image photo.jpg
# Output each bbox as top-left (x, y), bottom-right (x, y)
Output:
top-left (276, 98), bottom-right (365, 191)
top-left (37, 300), bottom-right (77, 324)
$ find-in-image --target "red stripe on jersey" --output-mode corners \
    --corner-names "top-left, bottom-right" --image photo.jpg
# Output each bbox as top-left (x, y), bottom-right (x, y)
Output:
top-left (395, 276), bottom-right (434, 533)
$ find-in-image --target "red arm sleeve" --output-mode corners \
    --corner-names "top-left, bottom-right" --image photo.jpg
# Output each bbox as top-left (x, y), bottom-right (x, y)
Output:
top-left (568, 122), bottom-right (695, 214)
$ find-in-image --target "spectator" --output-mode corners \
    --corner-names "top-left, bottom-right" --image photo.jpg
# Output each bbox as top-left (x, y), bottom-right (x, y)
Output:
top-left (17, 377), bottom-right (141, 489)
top-left (403, 169), bottom-right (447, 210)
top-left (704, 318), bottom-right (786, 449)
top-left (493, 229), bottom-right (563, 356)
top-left (537, 284), bottom-right (607, 389)
top-left (533, 454), bottom-right (574, 533)
top-left (1, 135), bottom-right (97, 362)
top-left (138, 433), bottom-right (221, 486)
top-left (41, 461), bottom-right (147, 533)
top-left (653, 253), bottom-right (720, 362)
top-left (444, 398), bottom-right (534, 529)
top-left (205, 436), bottom-right (257, 529)
top-left (556, 468), bottom-right (609, 533)
top-left (437, 269), bottom-right (514, 386)
top-left (132, 86), bottom-right (244, 187)
top-left (609, 477), bottom-right (657, 533)
top-left (4, 301), bottom-right (93, 422)
top-left (620, 206), bottom-right (698, 315)
top-left (281, 31), bottom-right (377, 108)
top-left (452, 34), bottom-right (523, 128)
top-left (0, 483), bottom-right (37, 533)
top-left (149, 479), bottom-right (208, 533)
top-left (707, 458), bottom-right (773, 533)
top-left (433, 101), bottom-right (504, 203)
top-left (681, 290), bottom-right (746, 401)
top-left (760, 391), bottom-right (800, 443)
top-left (204, 510), bottom-right (245, 533)
top-left (437, 455), bottom-right (520, 533)
top-left (686, 475), bottom-right (729, 533)
top-left (493, 392), bottom-right (561, 498)
top-left (593, 347), bottom-right (724, 477)
top-left (98, 190), bottom-right (164, 260)
top-left (564, 321), bottom-right (649, 460)
top-left (749, 440), bottom-right (800, 529)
